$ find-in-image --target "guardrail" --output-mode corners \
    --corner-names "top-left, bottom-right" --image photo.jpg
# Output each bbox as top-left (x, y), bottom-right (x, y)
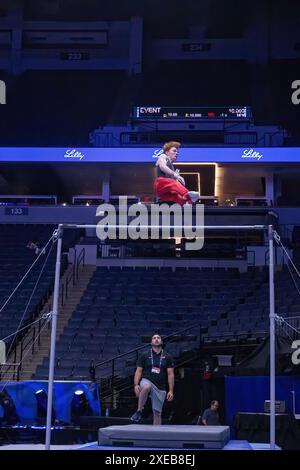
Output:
top-left (61, 247), bottom-right (85, 307)
top-left (0, 247), bottom-right (86, 381)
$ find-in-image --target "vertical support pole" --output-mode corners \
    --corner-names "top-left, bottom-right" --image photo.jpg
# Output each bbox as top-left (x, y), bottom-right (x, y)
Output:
top-left (45, 225), bottom-right (63, 450)
top-left (269, 225), bottom-right (276, 450)
top-left (111, 359), bottom-right (115, 410)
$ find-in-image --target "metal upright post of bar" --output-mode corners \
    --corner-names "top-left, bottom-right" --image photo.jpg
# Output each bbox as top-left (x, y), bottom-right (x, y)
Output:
top-left (45, 225), bottom-right (63, 450)
top-left (268, 225), bottom-right (276, 450)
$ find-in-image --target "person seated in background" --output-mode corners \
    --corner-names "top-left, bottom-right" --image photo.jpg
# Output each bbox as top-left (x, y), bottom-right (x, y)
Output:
top-left (202, 400), bottom-right (220, 425)
top-left (26, 240), bottom-right (45, 255)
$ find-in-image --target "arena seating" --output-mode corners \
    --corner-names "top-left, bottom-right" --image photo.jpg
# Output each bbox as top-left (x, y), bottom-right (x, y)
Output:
top-left (0, 224), bottom-right (78, 345)
top-left (139, 60), bottom-right (250, 108)
top-left (0, 70), bottom-right (126, 146)
top-left (0, 223), bottom-right (295, 382)
top-left (34, 266), bottom-right (272, 379)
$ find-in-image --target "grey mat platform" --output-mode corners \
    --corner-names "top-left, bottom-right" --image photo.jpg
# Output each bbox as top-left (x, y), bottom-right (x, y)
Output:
top-left (98, 424), bottom-right (230, 449)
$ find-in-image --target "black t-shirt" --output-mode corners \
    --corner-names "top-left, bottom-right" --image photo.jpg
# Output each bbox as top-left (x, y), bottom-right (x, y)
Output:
top-left (137, 349), bottom-right (174, 391)
top-left (156, 158), bottom-right (176, 179)
top-left (202, 408), bottom-right (220, 425)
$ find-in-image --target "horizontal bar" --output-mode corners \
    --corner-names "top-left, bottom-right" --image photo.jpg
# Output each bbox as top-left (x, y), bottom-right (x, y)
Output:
top-left (59, 224), bottom-right (267, 230)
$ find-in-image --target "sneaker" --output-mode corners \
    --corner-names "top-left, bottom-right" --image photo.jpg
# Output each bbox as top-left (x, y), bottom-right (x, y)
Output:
top-left (130, 410), bottom-right (142, 423)
top-left (187, 191), bottom-right (200, 203)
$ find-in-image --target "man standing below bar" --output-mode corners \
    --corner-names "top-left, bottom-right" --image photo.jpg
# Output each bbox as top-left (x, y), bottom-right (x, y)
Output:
top-left (130, 334), bottom-right (174, 425)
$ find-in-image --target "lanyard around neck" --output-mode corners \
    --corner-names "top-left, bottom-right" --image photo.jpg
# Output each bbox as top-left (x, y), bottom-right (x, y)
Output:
top-left (151, 349), bottom-right (163, 368)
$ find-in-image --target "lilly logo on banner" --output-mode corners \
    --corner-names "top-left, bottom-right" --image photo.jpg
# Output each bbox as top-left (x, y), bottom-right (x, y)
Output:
top-left (242, 148), bottom-right (263, 161)
top-left (152, 149), bottom-right (164, 159)
top-left (64, 149), bottom-right (85, 160)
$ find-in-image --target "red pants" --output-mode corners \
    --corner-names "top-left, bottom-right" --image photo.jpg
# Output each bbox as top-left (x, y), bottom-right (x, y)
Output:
top-left (154, 177), bottom-right (190, 206)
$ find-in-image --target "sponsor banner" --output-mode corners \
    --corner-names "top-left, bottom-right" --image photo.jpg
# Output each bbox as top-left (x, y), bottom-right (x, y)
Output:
top-left (0, 146), bottom-right (299, 163)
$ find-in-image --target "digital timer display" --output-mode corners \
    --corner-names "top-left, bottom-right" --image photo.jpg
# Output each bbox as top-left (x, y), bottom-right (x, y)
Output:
top-left (133, 106), bottom-right (251, 120)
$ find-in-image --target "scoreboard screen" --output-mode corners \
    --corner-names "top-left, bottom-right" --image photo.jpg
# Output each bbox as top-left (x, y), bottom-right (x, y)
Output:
top-left (133, 106), bottom-right (251, 120)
